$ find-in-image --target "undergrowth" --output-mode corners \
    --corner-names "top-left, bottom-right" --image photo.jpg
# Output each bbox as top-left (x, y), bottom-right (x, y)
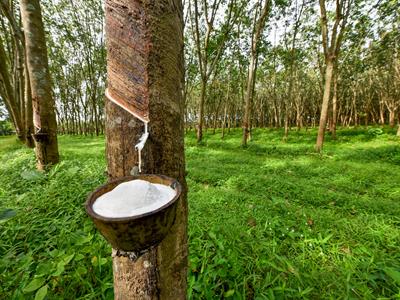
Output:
top-left (0, 127), bottom-right (399, 299)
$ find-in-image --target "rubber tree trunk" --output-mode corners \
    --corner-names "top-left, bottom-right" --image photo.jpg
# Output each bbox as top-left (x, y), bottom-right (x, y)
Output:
top-left (331, 70), bottom-right (338, 140)
top-left (242, 56), bottom-right (256, 146)
top-left (20, 0), bottom-right (59, 170)
top-left (221, 104), bottom-right (227, 139)
top-left (197, 79), bottom-right (206, 143)
top-left (389, 109), bottom-right (396, 128)
top-left (315, 59), bottom-right (334, 152)
top-left (24, 63), bottom-right (34, 148)
top-left (104, 0), bottom-right (187, 299)
top-left (379, 99), bottom-right (385, 124)
top-left (397, 122), bottom-right (400, 137)
top-left (0, 35), bottom-right (23, 137)
top-left (283, 108), bottom-right (289, 141)
top-left (16, 40), bottom-right (26, 143)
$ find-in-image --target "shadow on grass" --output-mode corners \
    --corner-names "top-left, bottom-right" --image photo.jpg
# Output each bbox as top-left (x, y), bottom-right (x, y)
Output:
top-left (339, 145), bottom-right (400, 165)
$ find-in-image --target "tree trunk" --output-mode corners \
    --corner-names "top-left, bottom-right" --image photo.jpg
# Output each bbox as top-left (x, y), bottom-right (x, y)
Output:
top-left (283, 107), bottom-right (289, 141)
top-left (212, 99), bottom-right (221, 135)
top-left (227, 105), bottom-right (232, 132)
top-left (379, 98), bottom-right (385, 125)
top-left (221, 104), bottom-right (227, 139)
top-left (317, 0), bottom-right (351, 150)
top-left (104, 0), bottom-right (187, 298)
top-left (20, 0), bottom-right (59, 169)
top-left (389, 109), bottom-right (396, 128)
top-left (24, 63), bottom-right (34, 148)
top-left (242, 56), bottom-right (256, 146)
top-left (17, 43), bottom-right (26, 142)
top-left (365, 105), bottom-right (370, 127)
top-left (0, 35), bottom-right (23, 137)
top-left (352, 89), bottom-right (358, 127)
top-left (242, 0), bottom-right (270, 146)
top-left (331, 71), bottom-right (338, 140)
top-left (315, 59), bottom-right (334, 152)
top-left (296, 106), bottom-right (302, 131)
top-left (197, 78), bottom-right (206, 143)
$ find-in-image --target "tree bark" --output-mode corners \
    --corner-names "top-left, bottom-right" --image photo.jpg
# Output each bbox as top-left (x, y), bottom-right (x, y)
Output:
top-left (197, 79), bottom-right (206, 142)
top-left (242, 56), bottom-right (256, 146)
top-left (331, 70), bottom-right (338, 140)
top-left (389, 109), bottom-right (396, 128)
top-left (316, 0), bottom-right (351, 151)
top-left (316, 59), bottom-right (334, 152)
top-left (283, 107), bottom-right (289, 141)
top-left (20, 0), bottom-right (59, 169)
top-left (379, 98), bottom-right (385, 124)
top-left (221, 103), bottom-right (227, 139)
top-left (24, 62), bottom-right (34, 148)
top-left (104, 0), bottom-right (187, 299)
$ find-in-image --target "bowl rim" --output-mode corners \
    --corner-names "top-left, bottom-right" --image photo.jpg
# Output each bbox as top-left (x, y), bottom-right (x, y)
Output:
top-left (85, 174), bottom-right (182, 223)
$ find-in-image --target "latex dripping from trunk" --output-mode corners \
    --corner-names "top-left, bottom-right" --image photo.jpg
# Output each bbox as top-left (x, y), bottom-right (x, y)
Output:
top-left (105, 88), bottom-right (149, 173)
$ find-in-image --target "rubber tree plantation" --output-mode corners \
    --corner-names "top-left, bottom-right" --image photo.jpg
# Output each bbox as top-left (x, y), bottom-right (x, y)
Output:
top-left (0, 0), bottom-right (399, 299)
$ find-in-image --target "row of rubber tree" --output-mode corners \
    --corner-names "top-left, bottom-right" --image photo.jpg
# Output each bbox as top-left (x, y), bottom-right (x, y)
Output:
top-left (0, 0), bottom-right (58, 170)
top-left (1, 0), bottom-right (400, 156)
top-left (0, 0), bottom-right (105, 141)
top-left (184, 0), bottom-right (400, 149)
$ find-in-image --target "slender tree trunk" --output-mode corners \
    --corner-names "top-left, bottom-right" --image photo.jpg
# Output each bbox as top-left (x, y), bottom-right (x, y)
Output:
top-left (283, 107), bottom-right (289, 141)
top-left (379, 99), bottom-right (385, 125)
top-left (0, 35), bottom-right (23, 137)
top-left (296, 106), bottom-right (302, 131)
top-left (260, 100), bottom-right (265, 128)
top-left (365, 105), bottom-right (369, 127)
top-left (397, 123), bottom-right (400, 137)
top-left (212, 99), bottom-right (221, 135)
top-left (104, 0), bottom-right (187, 298)
top-left (242, 0), bottom-right (270, 146)
top-left (227, 105), bottom-right (232, 132)
top-left (242, 56), bottom-right (256, 146)
top-left (221, 104), bottom-right (227, 139)
top-left (353, 89), bottom-right (358, 127)
top-left (17, 45), bottom-right (26, 142)
top-left (212, 113), bottom-right (217, 134)
top-left (234, 106), bottom-right (238, 128)
top-left (24, 63), bottom-right (34, 147)
top-left (331, 71), bottom-right (338, 140)
top-left (0, 2), bottom-right (29, 143)
top-left (92, 97), bottom-right (100, 136)
top-left (389, 109), bottom-right (396, 128)
top-left (197, 78), bottom-right (206, 143)
top-left (315, 59), bottom-right (334, 152)
top-left (273, 101), bottom-right (278, 127)
top-left (20, 0), bottom-right (59, 169)
top-left (317, 0), bottom-right (351, 150)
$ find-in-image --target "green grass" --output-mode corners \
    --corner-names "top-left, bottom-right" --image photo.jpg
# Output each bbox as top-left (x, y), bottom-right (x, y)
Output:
top-left (1, 127), bottom-right (400, 299)
top-left (0, 136), bottom-right (19, 152)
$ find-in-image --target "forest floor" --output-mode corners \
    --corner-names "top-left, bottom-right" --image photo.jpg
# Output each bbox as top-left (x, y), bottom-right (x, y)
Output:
top-left (0, 127), bottom-right (399, 299)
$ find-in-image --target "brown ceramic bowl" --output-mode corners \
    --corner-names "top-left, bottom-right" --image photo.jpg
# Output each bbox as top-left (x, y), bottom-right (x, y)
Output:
top-left (85, 174), bottom-right (181, 252)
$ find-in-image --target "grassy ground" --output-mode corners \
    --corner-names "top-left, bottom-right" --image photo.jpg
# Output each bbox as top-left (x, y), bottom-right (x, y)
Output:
top-left (0, 127), bottom-right (399, 299)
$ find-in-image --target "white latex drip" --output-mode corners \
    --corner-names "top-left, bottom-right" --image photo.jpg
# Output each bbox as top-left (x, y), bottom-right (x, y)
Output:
top-left (105, 88), bottom-right (150, 173)
top-left (135, 122), bottom-right (149, 173)
top-left (93, 179), bottom-right (176, 218)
